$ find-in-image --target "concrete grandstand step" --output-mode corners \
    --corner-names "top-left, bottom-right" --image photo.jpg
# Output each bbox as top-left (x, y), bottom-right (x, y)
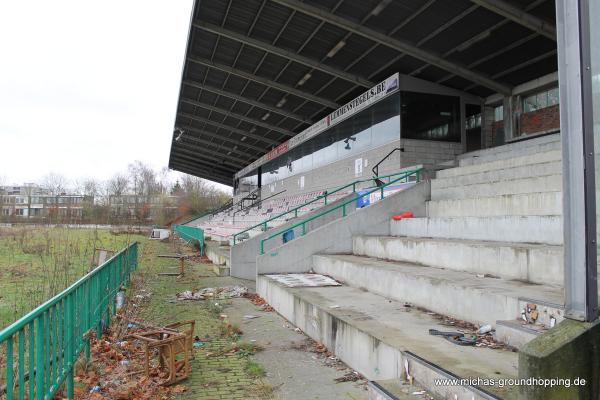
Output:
top-left (426, 192), bottom-right (562, 218)
top-left (494, 320), bottom-right (543, 350)
top-left (457, 133), bottom-right (559, 161)
top-left (257, 275), bottom-right (519, 400)
top-left (431, 174), bottom-right (562, 201)
top-left (391, 216), bottom-right (563, 245)
top-left (436, 150), bottom-right (561, 179)
top-left (311, 254), bottom-right (563, 328)
top-left (458, 135), bottom-right (561, 167)
top-left (431, 161), bottom-right (562, 191)
top-left (353, 235), bottom-right (563, 286)
top-left (368, 380), bottom-right (436, 400)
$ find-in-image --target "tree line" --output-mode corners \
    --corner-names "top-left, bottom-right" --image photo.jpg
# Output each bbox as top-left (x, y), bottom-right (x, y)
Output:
top-left (0, 161), bottom-right (231, 226)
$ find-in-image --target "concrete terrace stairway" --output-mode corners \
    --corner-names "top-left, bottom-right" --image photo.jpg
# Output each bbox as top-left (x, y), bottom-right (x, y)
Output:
top-left (258, 134), bottom-right (566, 400)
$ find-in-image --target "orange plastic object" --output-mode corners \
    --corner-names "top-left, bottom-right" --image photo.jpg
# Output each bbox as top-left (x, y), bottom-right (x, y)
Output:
top-left (392, 211), bottom-right (413, 221)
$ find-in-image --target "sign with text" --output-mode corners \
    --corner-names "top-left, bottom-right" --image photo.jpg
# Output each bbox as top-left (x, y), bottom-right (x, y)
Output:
top-left (235, 73), bottom-right (400, 179)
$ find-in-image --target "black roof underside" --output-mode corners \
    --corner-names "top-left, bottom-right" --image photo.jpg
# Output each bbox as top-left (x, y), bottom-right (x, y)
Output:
top-left (169, 0), bottom-right (557, 185)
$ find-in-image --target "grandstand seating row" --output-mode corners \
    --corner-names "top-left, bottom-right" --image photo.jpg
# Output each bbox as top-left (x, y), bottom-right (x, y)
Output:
top-left (194, 189), bottom-right (353, 243)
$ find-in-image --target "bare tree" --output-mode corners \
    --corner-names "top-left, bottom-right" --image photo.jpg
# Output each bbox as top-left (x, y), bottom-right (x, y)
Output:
top-left (41, 173), bottom-right (69, 196)
top-left (0, 175), bottom-right (6, 221)
top-left (128, 161), bottom-right (159, 197)
top-left (179, 175), bottom-right (230, 215)
top-left (106, 174), bottom-right (129, 197)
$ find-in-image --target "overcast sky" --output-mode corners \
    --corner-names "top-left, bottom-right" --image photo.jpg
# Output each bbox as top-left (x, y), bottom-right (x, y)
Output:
top-left (0, 1), bottom-right (231, 189)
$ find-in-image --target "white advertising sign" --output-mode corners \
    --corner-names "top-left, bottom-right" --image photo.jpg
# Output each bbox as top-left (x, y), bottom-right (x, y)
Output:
top-left (234, 73), bottom-right (400, 179)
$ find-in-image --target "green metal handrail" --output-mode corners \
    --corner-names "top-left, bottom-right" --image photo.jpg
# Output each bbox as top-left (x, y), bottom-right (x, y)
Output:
top-left (233, 168), bottom-right (422, 245)
top-left (259, 168), bottom-right (423, 254)
top-left (0, 242), bottom-right (138, 400)
top-left (174, 224), bottom-right (205, 256)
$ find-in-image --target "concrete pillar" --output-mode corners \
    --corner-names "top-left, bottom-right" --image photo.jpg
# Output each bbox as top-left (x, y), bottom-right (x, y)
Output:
top-left (460, 97), bottom-right (467, 153)
top-left (503, 96), bottom-right (516, 142)
top-left (519, 318), bottom-right (600, 399)
top-left (482, 104), bottom-right (495, 149)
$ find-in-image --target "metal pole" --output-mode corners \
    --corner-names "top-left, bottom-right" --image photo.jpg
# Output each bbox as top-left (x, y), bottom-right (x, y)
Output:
top-left (556, 0), bottom-right (598, 321)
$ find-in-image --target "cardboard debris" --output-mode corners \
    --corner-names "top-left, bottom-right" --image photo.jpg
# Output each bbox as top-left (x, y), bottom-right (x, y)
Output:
top-left (176, 285), bottom-right (248, 300)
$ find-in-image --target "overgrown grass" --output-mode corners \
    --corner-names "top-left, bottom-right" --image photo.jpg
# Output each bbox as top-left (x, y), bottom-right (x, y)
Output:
top-left (0, 226), bottom-right (147, 329)
top-left (246, 360), bottom-right (266, 377)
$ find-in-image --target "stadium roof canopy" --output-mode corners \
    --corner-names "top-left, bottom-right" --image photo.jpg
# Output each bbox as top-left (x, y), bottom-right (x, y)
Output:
top-left (169, 0), bottom-right (557, 186)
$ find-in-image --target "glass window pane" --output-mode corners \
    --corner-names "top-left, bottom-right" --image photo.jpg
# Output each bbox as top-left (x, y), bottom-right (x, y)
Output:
top-left (536, 92), bottom-right (548, 109)
top-left (494, 105), bottom-right (504, 122)
top-left (373, 94), bottom-right (400, 146)
top-left (400, 91), bottom-right (460, 141)
top-left (524, 95), bottom-right (537, 112)
top-left (548, 87), bottom-right (560, 106)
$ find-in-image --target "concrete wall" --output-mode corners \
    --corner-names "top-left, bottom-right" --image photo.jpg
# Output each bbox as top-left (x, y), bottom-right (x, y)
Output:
top-left (260, 139), bottom-right (460, 199)
top-left (256, 181), bottom-right (431, 276)
top-left (230, 193), bottom-right (356, 280)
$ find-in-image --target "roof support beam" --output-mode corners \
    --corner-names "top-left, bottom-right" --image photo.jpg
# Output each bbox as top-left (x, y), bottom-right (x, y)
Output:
top-left (173, 141), bottom-right (250, 165)
top-left (171, 153), bottom-right (238, 175)
top-left (180, 98), bottom-right (294, 139)
top-left (463, 49), bottom-right (556, 90)
top-left (470, 0), bottom-right (556, 40)
top-left (270, 0), bottom-right (513, 95)
top-left (170, 165), bottom-right (233, 185)
top-left (175, 133), bottom-right (255, 160)
top-left (169, 162), bottom-right (232, 183)
top-left (172, 146), bottom-right (246, 168)
top-left (183, 80), bottom-right (312, 124)
top-left (195, 21), bottom-right (375, 88)
top-left (187, 57), bottom-right (340, 109)
top-left (176, 123), bottom-right (266, 153)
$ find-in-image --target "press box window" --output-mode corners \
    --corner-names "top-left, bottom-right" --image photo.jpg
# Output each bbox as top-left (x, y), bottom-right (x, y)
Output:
top-left (494, 105), bottom-right (504, 122)
top-left (523, 87), bottom-right (559, 113)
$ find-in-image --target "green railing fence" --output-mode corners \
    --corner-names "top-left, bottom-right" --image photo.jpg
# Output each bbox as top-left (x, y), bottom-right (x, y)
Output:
top-left (173, 224), bottom-right (205, 256)
top-left (259, 168), bottom-right (423, 254)
top-left (233, 168), bottom-right (423, 245)
top-left (0, 242), bottom-right (138, 400)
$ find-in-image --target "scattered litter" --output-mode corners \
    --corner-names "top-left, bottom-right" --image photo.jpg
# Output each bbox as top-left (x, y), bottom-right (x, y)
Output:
top-left (219, 314), bottom-right (228, 320)
top-left (550, 316), bottom-right (556, 328)
top-left (243, 314), bottom-right (260, 319)
top-left (127, 323), bottom-right (137, 329)
top-left (412, 390), bottom-right (426, 395)
top-left (478, 324), bottom-right (493, 334)
top-left (405, 359), bottom-right (413, 385)
top-left (193, 341), bottom-right (204, 348)
top-left (429, 329), bottom-right (476, 346)
top-left (176, 285), bottom-right (248, 300)
top-left (334, 371), bottom-right (363, 383)
top-left (90, 385), bottom-right (101, 393)
top-left (195, 335), bottom-right (212, 342)
top-left (294, 328), bottom-right (302, 333)
top-left (265, 273), bottom-right (341, 287)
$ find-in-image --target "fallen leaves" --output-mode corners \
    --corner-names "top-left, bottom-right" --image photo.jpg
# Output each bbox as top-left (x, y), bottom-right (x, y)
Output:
top-left (245, 293), bottom-right (275, 312)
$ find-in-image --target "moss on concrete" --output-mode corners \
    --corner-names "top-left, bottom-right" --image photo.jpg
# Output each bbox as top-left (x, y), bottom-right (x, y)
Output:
top-left (518, 318), bottom-right (600, 399)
